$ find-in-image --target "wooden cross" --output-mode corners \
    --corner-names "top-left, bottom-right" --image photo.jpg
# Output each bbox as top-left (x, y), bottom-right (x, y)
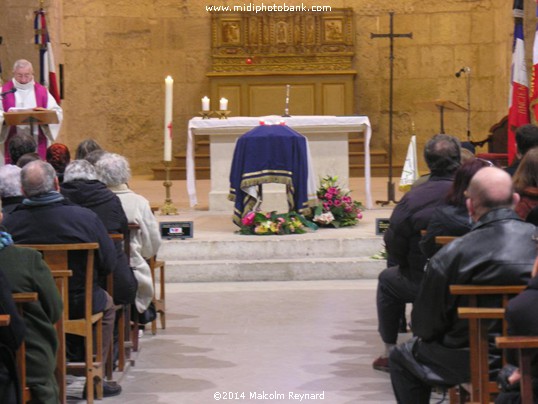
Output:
top-left (371, 12), bottom-right (413, 206)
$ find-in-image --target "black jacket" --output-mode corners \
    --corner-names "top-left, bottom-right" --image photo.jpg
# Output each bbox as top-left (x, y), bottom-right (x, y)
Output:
top-left (2, 199), bottom-right (117, 318)
top-left (412, 208), bottom-right (535, 349)
top-left (384, 175), bottom-right (454, 278)
top-left (61, 180), bottom-right (137, 305)
top-left (419, 204), bottom-right (472, 259)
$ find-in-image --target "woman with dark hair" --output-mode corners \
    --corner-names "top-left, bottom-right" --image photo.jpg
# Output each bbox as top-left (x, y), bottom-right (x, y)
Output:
top-left (74, 139), bottom-right (102, 160)
top-left (513, 147), bottom-right (538, 222)
top-left (46, 143), bottom-right (70, 183)
top-left (419, 158), bottom-right (491, 259)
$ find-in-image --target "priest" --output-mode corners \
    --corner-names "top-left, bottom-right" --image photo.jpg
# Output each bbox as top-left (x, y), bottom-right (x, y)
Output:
top-left (0, 59), bottom-right (63, 165)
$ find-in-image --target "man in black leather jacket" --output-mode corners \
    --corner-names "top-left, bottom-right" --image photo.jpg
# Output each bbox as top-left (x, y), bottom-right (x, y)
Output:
top-left (373, 134), bottom-right (461, 371)
top-left (389, 167), bottom-right (536, 404)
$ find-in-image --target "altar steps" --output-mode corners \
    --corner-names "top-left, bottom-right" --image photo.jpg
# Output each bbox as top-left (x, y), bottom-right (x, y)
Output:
top-left (152, 136), bottom-right (399, 180)
top-left (156, 212), bottom-right (387, 283)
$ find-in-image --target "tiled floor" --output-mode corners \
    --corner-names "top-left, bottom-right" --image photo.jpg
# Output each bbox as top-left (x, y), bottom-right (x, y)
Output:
top-left (68, 280), bottom-right (400, 404)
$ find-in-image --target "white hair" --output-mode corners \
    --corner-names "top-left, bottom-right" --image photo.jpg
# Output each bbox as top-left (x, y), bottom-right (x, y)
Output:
top-left (95, 153), bottom-right (131, 187)
top-left (0, 164), bottom-right (22, 198)
top-left (64, 160), bottom-right (98, 182)
top-left (13, 59), bottom-right (33, 72)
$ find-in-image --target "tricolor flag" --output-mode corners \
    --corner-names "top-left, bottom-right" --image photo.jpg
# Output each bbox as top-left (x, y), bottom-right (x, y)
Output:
top-left (531, 0), bottom-right (538, 120)
top-left (399, 135), bottom-right (419, 192)
top-left (508, 0), bottom-right (530, 165)
top-left (34, 7), bottom-right (61, 104)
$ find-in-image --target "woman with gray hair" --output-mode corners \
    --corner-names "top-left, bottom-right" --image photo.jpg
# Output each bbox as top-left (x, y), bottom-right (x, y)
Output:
top-left (61, 159), bottom-right (137, 306)
top-left (0, 164), bottom-right (23, 214)
top-left (95, 153), bottom-right (160, 316)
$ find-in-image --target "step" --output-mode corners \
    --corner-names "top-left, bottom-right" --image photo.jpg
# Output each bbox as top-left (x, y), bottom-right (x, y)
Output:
top-left (349, 150), bottom-right (387, 165)
top-left (163, 256), bottom-right (386, 282)
top-left (158, 234), bottom-right (384, 261)
top-left (351, 163), bottom-right (404, 177)
top-left (152, 166), bottom-right (210, 180)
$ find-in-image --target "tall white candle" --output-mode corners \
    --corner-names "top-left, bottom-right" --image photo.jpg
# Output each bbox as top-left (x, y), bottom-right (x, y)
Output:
top-left (164, 76), bottom-right (173, 162)
top-left (219, 97), bottom-right (228, 111)
top-left (202, 96), bottom-right (210, 111)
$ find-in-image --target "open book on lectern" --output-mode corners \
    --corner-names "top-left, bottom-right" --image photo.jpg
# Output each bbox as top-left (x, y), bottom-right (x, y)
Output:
top-left (3, 108), bottom-right (59, 126)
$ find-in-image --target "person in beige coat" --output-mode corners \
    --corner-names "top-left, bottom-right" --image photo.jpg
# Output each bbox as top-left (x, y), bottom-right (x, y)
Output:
top-left (95, 153), bottom-right (161, 314)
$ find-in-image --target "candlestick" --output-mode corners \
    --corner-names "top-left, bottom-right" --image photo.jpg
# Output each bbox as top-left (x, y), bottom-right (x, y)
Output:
top-left (283, 84), bottom-right (290, 117)
top-left (219, 97), bottom-right (228, 111)
top-left (202, 96), bottom-right (210, 112)
top-left (164, 76), bottom-right (173, 162)
top-left (160, 161), bottom-right (178, 215)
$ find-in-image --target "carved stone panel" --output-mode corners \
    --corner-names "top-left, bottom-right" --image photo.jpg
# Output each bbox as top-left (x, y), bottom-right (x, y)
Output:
top-left (210, 8), bottom-right (355, 72)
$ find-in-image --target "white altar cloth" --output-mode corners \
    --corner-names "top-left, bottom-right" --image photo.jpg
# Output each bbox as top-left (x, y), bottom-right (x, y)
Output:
top-left (186, 115), bottom-right (373, 209)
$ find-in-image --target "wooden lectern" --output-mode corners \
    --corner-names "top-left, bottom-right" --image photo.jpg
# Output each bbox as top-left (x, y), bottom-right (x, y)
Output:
top-left (419, 99), bottom-right (467, 134)
top-left (4, 109), bottom-right (59, 133)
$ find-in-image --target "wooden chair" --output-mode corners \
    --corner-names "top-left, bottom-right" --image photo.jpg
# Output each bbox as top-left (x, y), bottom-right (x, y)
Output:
top-left (0, 314), bottom-right (10, 326)
top-left (12, 292), bottom-right (38, 404)
top-left (496, 335), bottom-right (538, 404)
top-left (149, 206), bottom-right (166, 335)
top-left (450, 285), bottom-right (527, 404)
top-left (106, 233), bottom-right (127, 379)
top-left (19, 243), bottom-right (104, 403)
top-left (127, 223), bottom-right (141, 352)
top-left (148, 257), bottom-right (166, 335)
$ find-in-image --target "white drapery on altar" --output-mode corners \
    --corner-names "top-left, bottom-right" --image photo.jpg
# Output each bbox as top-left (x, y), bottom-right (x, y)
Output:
top-left (186, 115), bottom-right (373, 209)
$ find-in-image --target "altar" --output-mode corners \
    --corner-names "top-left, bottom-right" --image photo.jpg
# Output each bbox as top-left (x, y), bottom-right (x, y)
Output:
top-left (186, 115), bottom-right (372, 211)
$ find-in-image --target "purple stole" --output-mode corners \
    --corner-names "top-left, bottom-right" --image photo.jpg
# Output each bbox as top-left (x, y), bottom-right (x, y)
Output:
top-left (2, 81), bottom-right (49, 164)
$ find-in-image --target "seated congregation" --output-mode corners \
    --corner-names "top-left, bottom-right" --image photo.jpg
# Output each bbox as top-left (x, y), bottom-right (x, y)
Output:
top-left (374, 127), bottom-right (538, 404)
top-left (0, 137), bottom-right (162, 403)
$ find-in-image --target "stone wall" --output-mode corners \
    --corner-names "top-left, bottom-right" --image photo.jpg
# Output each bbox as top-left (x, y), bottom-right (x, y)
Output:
top-left (0, 0), bottom-right (532, 174)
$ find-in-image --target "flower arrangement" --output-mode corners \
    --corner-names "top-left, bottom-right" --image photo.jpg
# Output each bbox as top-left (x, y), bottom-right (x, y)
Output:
top-left (309, 175), bottom-right (363, 228)
top-left (239, 211), bottom-right (315, 235)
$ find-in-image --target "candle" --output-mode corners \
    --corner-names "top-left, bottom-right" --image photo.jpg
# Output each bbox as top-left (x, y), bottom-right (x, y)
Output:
top-left (219, 97), bottom-right (228, 111)
top-left (163, 76), bottom-right (173, 162)
top-left (202, 96), bottom-right (210, 111)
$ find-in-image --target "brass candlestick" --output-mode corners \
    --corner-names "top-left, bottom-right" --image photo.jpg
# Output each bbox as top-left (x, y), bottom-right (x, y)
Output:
top-left (216, 110), bottom-right (230, 119)
top-left (199, 110), bottom-right (213, 119)
top-left (160, 161), bottom-right (178, 215)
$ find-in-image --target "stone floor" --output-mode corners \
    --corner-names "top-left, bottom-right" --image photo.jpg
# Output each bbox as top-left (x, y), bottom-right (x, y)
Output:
top-left (63, 178), bottom-right (424, 403)
top-left (68, 280), bottom-right (403, 404)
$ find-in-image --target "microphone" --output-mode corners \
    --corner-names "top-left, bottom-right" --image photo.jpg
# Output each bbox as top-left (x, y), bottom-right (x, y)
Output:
top-left (0, 88), bottom-right (17, 97)
top-left (455, 67), bottom-right (471, 78)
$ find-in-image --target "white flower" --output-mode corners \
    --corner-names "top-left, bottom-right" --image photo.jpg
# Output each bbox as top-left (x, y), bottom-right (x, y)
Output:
top-left (314, 212), bottom-right (335, 224)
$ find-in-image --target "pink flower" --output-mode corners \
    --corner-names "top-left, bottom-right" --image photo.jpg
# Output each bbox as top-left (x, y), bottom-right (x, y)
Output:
top-left (327, 187), bottom-right (338, 195)
top-left (324, 192), bottom-right (333, 200)
top-left (277, 217), bottom-right (286, 223)
top-left (333, 199), bottom-right (342, 207)
top-left (344, 206), bottom-right (352, 213)
top-left (323, 202), bottom-right (330, 210)
top-left (357, 212), bottom-right (363, 220)
top-left (242, 211), bottom-right (256, 226)
top-left (342, 196), bottom-right (352, 203)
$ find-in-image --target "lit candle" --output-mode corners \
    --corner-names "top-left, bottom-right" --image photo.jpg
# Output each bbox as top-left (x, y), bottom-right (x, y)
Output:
top-left (202, 96), bottom-right (210, 111)
top-left (219, 97), bottom-right (228, 111)
top-left (164, 76), bottom-right (173, 162)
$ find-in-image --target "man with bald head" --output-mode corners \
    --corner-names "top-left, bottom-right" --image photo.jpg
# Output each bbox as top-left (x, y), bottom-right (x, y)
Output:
top-left (389, 167), bottom-right (536, 404)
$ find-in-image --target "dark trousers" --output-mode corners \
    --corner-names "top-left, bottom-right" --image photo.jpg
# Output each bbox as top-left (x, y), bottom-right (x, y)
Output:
top-left (390, 347), bottom-right (432, 404)
top-left (389, 338), bottom-right (470, 404)
top-left (376, 266), bottom-right (422, 344)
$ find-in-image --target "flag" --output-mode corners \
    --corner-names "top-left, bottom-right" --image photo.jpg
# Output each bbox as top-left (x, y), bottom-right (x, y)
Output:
top-left (34, 7), bottom-right (61, 104)
top-left (508, 0), bottom-right (530, 165)
top-left (399, 135), bottom-right (419, 192)
top-left (531, 0), bottom-right (538, 120)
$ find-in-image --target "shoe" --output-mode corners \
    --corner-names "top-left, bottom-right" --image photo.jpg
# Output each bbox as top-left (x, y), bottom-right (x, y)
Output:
top-left (372, 356), bottom-right (390, 372)
top-left (83, 380), bottom-right (122, 398)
